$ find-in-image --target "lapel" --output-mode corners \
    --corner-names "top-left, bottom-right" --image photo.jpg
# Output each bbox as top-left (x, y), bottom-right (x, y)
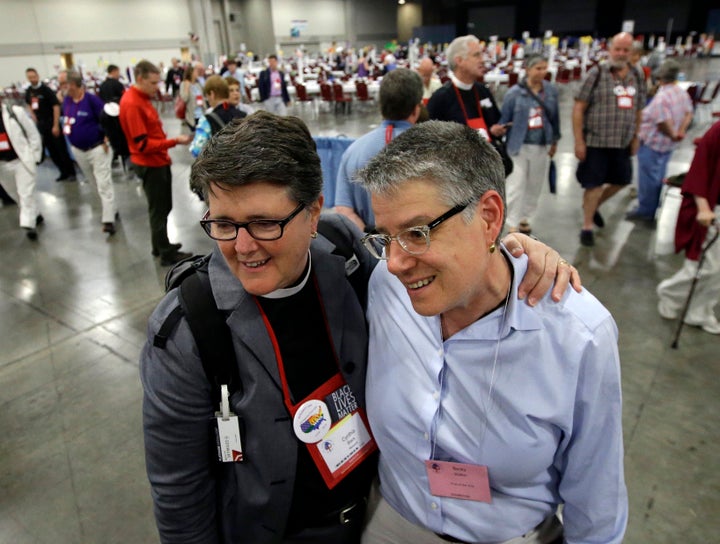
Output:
top-left (310, 243), bottom-right (349, 362)
top-left (208, 247), bottom-right (282, 390)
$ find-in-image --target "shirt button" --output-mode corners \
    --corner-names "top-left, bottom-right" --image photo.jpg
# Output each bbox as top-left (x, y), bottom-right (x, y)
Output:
top-left (431, 502), bottom-right (438, 510)
top-left (432, 391), bottom-right (440, 400)
top-left (424, 432), bottom-right (429, 440)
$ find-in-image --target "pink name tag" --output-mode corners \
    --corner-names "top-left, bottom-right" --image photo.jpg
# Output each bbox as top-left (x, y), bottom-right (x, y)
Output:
top-left (425, 460), bottom-right (492, 503)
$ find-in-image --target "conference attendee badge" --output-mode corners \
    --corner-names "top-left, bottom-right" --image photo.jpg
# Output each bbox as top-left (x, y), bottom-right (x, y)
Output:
top-left (293, 399), bottom-right (332, 443)
top-left (31, 97), bottom-right (39, 110)
top-left (617, 95), bottom-right (633, 109)
top-left (195, 94), bottom-right (204, 107)
top-left (528, 106), bottom-right (543, 129)
top-left (467, 117), bottom-right (490, 141)
top-left (286, 373), bottom-right (376, 489)
top-left (63, 117), bottom-right (74, 135)
top-left (0, 133), bottom-right (10, 151)
top-left (425, 460), bottom-right (492, 503)
top-left (213, 384), bottom-right (244, 463)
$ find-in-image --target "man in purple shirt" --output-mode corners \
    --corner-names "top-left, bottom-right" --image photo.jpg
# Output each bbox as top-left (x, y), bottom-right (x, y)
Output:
top-left (258, 54), bottom-right (290, 115)
top-left (63, 71), bottom-right (117, 234)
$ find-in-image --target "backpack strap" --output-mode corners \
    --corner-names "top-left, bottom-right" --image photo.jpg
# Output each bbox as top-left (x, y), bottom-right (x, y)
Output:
top-left (206, 110), bottom-right (226, 135)
top-left (154, 257), bottom-right (241, 406)
top-left (178, 269), bottom-right (241, 406)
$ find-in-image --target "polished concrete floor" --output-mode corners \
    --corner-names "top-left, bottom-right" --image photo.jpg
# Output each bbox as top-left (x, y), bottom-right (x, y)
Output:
top-left (1, 59), bottom-right (719, 543)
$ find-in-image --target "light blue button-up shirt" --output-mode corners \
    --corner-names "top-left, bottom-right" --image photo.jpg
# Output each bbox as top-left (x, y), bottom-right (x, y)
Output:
top-left (366, 250), bottom-right (627, 543)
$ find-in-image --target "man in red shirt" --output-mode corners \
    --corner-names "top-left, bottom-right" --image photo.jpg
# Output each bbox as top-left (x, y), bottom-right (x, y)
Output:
top-left (120, 60), bottom-right (192, 265)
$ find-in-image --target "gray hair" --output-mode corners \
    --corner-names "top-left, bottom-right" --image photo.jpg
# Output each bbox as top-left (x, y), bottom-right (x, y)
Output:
top-left (66, 71), bottom-right (83, 87)
top-left (446, 35), bottom-right (479, 71)
top-left (379, 68), bottom-right (423, 120)
top-left (356, 121), bottom-right (506, 233)
top-left (525, 54), bottom-right (547, 69)
top-left (655, 59), bottom-right (680, 83)
top-left (190, 110), bottom-right (322, 203)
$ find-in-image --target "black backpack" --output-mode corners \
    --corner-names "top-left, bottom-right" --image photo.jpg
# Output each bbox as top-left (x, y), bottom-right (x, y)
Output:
top-left (152, 215), bottom-right (369, 405)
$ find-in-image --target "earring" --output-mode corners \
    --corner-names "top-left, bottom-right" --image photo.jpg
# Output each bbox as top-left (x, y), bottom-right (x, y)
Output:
top-left (489, 242), bottom-right (496, 254)
top-left (311, 231), bottom-right (318, 239)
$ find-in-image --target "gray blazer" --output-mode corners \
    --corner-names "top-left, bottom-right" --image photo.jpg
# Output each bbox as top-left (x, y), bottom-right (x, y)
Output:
top-left (141, 223), bottom-right (374, 543)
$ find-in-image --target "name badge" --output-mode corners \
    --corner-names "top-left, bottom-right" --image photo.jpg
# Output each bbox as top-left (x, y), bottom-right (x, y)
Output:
top-left (425, 460), bottom-right (492, 503)
top-left (195, 94), bottom-right (204, 107)
top-left (317, 411), bottom-right (373, 473)
top-left (63, 117), bottom-right (74, 135)
top-left (0, 133), bottom-right (10, 151)
top-left (528, 106), bottom-right (543, 129)
top-left (480, 98), bottom-right (493, 109)
top-left (31, 97), bottom-right (39, 110)
top-left (617, 95), bottom-right (633, 109)
top-left (214, 384), bottom-right (244, 463)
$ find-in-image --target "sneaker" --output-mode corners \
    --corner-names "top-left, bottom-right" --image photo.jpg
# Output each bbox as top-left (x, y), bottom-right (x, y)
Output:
top-left (628, 186), bottom-right (638, 198)
top-left (55, 175), bottom-right (76, 182)
top-left (24, 228), bottom-right (38, 240)
top-left (102, 222), bottom-right (116, 235)
top-left (152, 243), bottom-right (182, 257)
top-left (657, 300), bottom-right (678, 320)
top-left (160, 250), bottom-right (193, 266)
top-left (580, 229), bottom-right (594, 247)
top-left (593, 211), bottom-right (605, 228)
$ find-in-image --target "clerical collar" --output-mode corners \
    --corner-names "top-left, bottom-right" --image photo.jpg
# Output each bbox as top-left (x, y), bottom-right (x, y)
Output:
top-left (451, 74), bottom-right (474, 91)
top-left (30, 83), bottom-right (41, 90)
top-left (259, 251), bottom-right (312, 299)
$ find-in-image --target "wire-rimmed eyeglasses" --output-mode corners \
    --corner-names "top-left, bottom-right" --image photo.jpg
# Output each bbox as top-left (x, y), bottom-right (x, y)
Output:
top-left (200, 203), bottom-right (305, 241)
top-left (361, 203), bottom-right (469, 260)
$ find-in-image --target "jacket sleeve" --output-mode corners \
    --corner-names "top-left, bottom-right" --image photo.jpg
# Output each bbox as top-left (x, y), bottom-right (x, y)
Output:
top-left (122, 106), bottom-right (177, 154)
top-left (498, 88), bottom-right (516, 125)
top-left (140, 294), bottom-right (221, 544)
top-left (14, 105), bottom-right (43, 162)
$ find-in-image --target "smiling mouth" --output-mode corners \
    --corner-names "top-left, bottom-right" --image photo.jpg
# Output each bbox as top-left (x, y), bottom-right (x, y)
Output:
top-left (243, 258), bottom-right (269, 269)
top-left (407, 276), bottom-right (435, 290)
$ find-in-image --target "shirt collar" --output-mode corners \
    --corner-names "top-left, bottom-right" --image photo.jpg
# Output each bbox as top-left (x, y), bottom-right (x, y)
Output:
top-left (447, 246), bottom-right (543, 341)
top-left (259, 251), bottom-right (312, 299)
top-left (451, 74), bottom-right (474, 91)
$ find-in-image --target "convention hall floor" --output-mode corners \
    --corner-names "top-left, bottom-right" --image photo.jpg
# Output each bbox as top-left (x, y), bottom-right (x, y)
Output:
top-left (1, 58), bottom-right (718, 543)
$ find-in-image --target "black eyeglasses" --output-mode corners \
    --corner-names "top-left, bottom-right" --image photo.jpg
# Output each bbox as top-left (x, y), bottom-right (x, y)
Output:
top-left (361, 203), bottom-right (469, 260)
top-left (200, 203), bottom-right (305, 241)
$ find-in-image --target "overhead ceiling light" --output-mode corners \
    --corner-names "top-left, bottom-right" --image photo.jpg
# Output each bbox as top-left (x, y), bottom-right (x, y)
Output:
top-left (398, 0), bottom-right (406, 4)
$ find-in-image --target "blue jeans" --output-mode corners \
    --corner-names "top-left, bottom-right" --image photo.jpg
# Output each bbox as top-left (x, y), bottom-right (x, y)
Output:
top-left (636, 144), bottom-right (672, 218)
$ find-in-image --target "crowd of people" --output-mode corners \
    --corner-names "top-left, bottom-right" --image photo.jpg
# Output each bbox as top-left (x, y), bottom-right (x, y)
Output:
top-left (0, 27), bottom-right (718, 544)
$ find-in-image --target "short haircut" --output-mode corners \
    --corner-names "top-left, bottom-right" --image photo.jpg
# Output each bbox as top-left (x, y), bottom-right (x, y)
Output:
top-left (656, 59), bottom-right (681, 83)
top-left (107, 64), bottom-right (119, 74)
top-left (204, 75), bottom-right (229, 99)
top-left (525, 54), bottom-right (547, 69)
top-left (66, 71), bottom-right (83, 87)
top-left (224, 76), bottom-right (240, 87)
top-left (26, 67), bottom-right (38, 74)
top-left (379, 68), bottom-right (423, 120)
top-left (134, 60), bottom-right (160, 80)
top-left (357, 120), bottom-right (506, 233)
top-left (446, 35), bottom-right (479, 71)
top-left (190, 111), bottom-right (322, 204)
top-left (268, 54), bottom-right (278, 61)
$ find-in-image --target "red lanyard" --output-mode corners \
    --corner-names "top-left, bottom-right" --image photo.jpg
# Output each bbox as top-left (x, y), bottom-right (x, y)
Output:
top-left (385, 123), bottom-right (394, 144)
top-left (452, 83), bottom-right (483, 124)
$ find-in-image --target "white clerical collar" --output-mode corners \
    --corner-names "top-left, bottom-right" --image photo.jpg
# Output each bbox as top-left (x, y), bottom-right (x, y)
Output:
top-left (259, 251), bottom-right (312, 299)
top-left (31, 83), bottom-right (41, 89)
top-left (451, 74), bottom-right (474, 90)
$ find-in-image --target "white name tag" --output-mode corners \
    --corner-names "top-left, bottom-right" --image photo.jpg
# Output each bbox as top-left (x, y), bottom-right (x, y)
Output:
top-left (316, 411), bottom-right (373, 473)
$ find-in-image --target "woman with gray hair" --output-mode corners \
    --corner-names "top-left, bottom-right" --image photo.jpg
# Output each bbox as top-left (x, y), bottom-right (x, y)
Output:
top-left (499, 54), bottom-right (560, 235)
top-left (625, 59), bottom-right (693, 222)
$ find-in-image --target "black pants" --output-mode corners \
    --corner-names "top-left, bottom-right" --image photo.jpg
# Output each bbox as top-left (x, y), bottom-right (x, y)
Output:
top-left (132, 163), bottom-right (175, 257)
top-left (39, 125), bottom-right (75, 177)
